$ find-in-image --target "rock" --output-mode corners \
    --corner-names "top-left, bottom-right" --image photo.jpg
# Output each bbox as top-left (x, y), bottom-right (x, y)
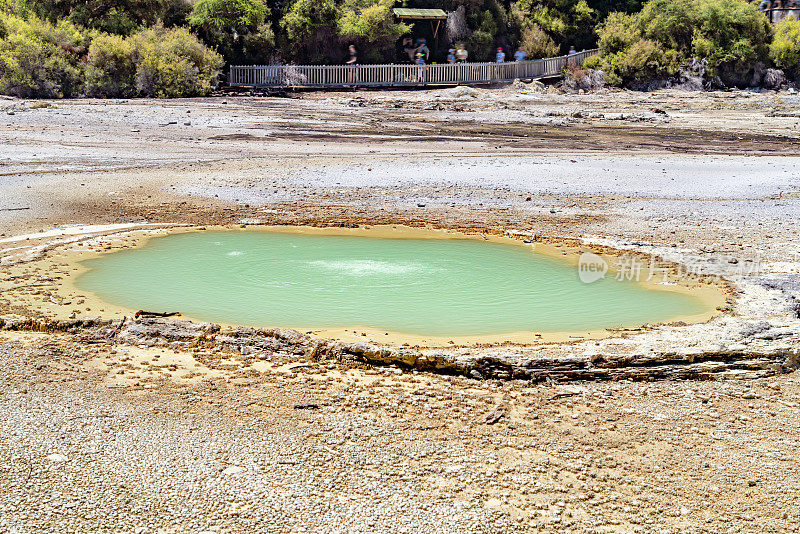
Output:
top-left (222, 465), bottom-right (245, 475)
top-left (484, 404), bottom-right (505, 425)
top-left (762, 69), bottom-right (787, 91)
top-left (46, 453), bottom-right (68, 463)
top-left (563, 68), bottom-right (605, 92)
top-left (134, 527), bottom-right (151, 534)
top-left (512, 79), bottom-right (547, 94)
top-left (438, 86), bottom-right (480, 99)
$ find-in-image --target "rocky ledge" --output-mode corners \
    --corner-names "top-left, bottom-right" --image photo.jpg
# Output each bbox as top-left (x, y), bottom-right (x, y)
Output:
top-left (2, 309), bottom-right (798, 382)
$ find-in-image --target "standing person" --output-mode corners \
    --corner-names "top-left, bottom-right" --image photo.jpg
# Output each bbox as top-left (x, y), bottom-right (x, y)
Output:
top-left (416, 38), bottom-right (430, 62)
top-left (513, 46), bottom-right (527, 62)
top-left (495, 47), bottom-right (506, 63)
top-left (568, 45), bottom-right (577, 55)
top-left (402, 37), bottom-right (416, 62)
top-left (447, 48), bottom-right (457, 64)
top-left (346, 44), bottom-right (358, 64)
top-left (455, 44), bottom-right (468, 63)
top-left (415, 52), bottom-right (426, 65)
top-left (346, 44), bottom-right (357, 85)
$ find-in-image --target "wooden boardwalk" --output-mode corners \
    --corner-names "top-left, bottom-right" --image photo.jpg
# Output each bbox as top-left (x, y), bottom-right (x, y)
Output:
top-left (229, 49), bottom-right (598, 89)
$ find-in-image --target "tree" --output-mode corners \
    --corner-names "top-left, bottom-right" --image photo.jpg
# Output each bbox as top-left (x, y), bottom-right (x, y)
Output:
top-left (281, 0), bottom-right (408, 64)
top-left (189, 0), bottom-right (275, 65)
top-left (28, 0), bottom-right (189, 35)
top-left (280, 0), bottom-right (338, 63)
top-left (513, 0), bottom-right (599, 54)
top-left (337, 0), bottom-right (410, 62)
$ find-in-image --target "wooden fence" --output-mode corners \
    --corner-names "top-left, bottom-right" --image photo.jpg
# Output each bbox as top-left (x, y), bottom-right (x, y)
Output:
top-left (229, 49), bottom-right (599, 89)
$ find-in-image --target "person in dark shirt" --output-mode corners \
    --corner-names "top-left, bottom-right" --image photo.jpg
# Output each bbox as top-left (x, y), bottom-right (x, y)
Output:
top-left (402, 38), bottom-right (416, 62)
top-left (346, 45), bottom-right (357, 65)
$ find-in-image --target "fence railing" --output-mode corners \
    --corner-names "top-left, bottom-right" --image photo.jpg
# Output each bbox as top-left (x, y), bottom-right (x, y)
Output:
top-left (229, 49), bottom-right (599, 89)
top-left (764, 7), bottom-right (800, 22)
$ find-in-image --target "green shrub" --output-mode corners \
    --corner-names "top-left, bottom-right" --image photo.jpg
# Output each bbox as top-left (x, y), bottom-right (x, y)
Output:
top-left (514, 0), bottom-right (599, 54)
top-left (85, 32), bottom-right (136, 97)
top-left (770, 17), bottom-right (800, 79)
top-left (131, 25), bottom-right (223, 97)
top-left (0, 0), bottom-right (29, 16)
top-left (466, 8), bottom-right (505, 61)
top-left (592, 0), bottom-right (771, 87)
top-left (519, 23), bottom-right (560, 58)
top-left (0, 13), bottom-right (88, 97)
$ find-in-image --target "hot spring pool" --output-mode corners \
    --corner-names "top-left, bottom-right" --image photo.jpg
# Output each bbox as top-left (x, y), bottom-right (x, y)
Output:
top-left (75, 230), bottom-right (711, 338)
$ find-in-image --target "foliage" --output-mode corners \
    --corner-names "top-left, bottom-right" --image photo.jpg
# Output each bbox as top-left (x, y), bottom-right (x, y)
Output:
top-left (337, 0), bottom-right (408, 40)
top-left (0, 12), bottom-right (222, 98)
top-left (0, 0), bottom-right (29, 16)
top-left (467, 7), bottom-right (505, 61)
top-left (280, 0), bottom-right (338, 63)
top-left (519, 23), bottom-right (559, 58)
top-left (0, 13), bottom-right (88, 97)
top-left (769, 16), bottom-right (800, 79)
top-left (190, 0), bottom-right (275, 65)
top-left (131, 25), bottom-right (224, 97)
top-left (190, 0), bottom-right (270, 31)
top-left (3, 0), bottom-right (792, 91)
top-left (513, 0), bottom-right (599, 54)
top-left (280, 0), bottom-right (408, 63)
top-left (28, 0), bottom-right (188, 35)
top-left (590, 0), bottom-right (772, 87)
top-left (85, 33), bottom-right (137, 97)
top-left (336, 0), bottom-right (410, 63)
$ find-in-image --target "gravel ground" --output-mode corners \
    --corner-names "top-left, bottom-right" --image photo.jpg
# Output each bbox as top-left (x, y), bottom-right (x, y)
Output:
top-left (2, 333), bottom-right (800, 533)
top-left (1, 87), bottom-right (800, 532)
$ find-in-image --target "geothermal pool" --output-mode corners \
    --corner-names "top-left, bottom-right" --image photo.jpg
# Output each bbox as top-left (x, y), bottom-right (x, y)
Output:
top-left (76, 231), bottom-right (710, 338)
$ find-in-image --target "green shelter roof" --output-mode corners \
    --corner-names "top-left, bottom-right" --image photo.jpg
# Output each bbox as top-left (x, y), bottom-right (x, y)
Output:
top-left (392, 8), bottom-right (448, 20)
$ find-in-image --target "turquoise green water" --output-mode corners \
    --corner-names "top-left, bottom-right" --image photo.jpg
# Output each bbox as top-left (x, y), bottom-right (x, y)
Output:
top-left (76, 231), bottom-right (708, 337)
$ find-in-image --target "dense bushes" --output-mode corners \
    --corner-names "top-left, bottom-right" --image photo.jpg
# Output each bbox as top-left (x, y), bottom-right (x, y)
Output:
top-left (86, 26), bottom-right (223, 98)
top-left (0, 13), bottom-right (222, 98)
top-left (85, 33), bottom-right (136, 97)
top-left (588, 0), bottom-right (774, 87)
top-left (0, 14), bottom-right (88, 97)
top-left (1, 0), bottom-right (797, 96)
top-left (130, 26), bottom-right (224, 97)
top-left (770, 17), bottom-right (800, 79)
